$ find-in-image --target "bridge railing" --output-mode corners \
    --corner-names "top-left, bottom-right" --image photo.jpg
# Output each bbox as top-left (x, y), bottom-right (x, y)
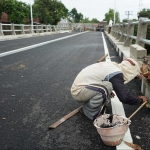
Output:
top-left (0, 22), bottom-right (98, 36)
top-left (0, 23), bottom-right (71, 36)
top-left (104, 17), bottom-right (150, 67)
top-left (105, 17), bottom-right (150, 48)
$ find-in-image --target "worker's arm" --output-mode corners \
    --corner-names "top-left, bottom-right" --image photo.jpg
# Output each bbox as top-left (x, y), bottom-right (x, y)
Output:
top-left (109, 73), bottom-right (143, 105)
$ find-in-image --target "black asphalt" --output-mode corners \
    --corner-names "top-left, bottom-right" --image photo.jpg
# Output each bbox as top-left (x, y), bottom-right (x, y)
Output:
top-left (0, 31), bottom-right (149, 150)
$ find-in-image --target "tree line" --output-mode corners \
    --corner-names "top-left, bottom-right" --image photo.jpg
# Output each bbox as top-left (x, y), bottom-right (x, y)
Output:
top-left (0, 0), bottom-right (149, 25)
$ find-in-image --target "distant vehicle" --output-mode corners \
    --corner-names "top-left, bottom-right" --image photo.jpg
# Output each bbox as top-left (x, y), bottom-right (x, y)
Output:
top-left (96, 21), bottom-right (107, 31)
top-left (96, 24), bottom-right (104, 31)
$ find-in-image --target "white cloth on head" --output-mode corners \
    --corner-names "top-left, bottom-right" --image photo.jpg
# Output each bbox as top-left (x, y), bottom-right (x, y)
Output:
top-left (115, 58), bottom-right (141, 84)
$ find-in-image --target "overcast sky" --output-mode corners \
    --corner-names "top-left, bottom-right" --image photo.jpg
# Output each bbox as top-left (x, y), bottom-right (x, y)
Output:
top-left (20, 0), bottom-right (150, 21)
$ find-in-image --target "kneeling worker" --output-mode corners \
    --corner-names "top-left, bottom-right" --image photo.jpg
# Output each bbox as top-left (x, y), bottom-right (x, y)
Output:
top-left (70, 58), bottom-right (148, 120)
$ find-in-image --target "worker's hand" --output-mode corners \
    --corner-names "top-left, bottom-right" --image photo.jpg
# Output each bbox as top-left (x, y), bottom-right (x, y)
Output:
top-left (140, 63), bottom-right (148, 74)
top-left (137, 74), bottom-right (143, 80)
top-left (109, 92), bottom-right (115, 98)
top-left (140, 96), bottom-right (148, 104)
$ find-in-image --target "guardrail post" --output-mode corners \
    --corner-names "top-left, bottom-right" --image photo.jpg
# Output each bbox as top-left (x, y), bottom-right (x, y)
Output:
top-left (36, 25), bottom-right (39, 33)
top-left (55, 26), bottom-right (58, 33)
top-left (136, 17), bottom-right (148, 47)
top-left (113, 25), bottom-right (117, 37)
top-left (110, 25), bottom-right (114, 35)
top-left (124, 20), bottom-right (134, 46)
top-left (46, 25), bottom-right (48, 32)
top-left (50, 25), bottom-right (52, 32)
top-left (0, 23), bottom-right (4, 36)
top-left (49, 25), bottom-right (52, 33)
top-left (41, 25), bottom-right (44, 33)
top-left (53, 26), bottom-right (56, 32)
top-left (21, 24), bottom-right (25, 34)
top-left (119, 23), bottom-right (126, 42)
top-left (116, 24), bottom-right (122, 39)
top-left (114, 24), bottom-right (118, 37)
top-left (11, 23), bottom-right (16, 35)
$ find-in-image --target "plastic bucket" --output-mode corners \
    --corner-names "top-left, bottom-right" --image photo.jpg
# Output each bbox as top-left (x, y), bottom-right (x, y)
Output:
top-left (93, 114), bottom-right (131, 146)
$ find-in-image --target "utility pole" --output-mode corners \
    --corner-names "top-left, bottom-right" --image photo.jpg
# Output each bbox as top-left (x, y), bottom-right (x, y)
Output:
top-left (125, 11), bottom-right (133, 20)
top-left (30, 0), bottom-right (33, 33)
top-left (139, 0), bottom-right (143, 12)
top-left (114, 0), bottom-right (116, 24)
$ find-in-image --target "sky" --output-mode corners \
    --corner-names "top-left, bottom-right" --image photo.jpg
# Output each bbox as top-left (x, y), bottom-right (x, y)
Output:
top-left (20, 0), bottom-right (150, 21)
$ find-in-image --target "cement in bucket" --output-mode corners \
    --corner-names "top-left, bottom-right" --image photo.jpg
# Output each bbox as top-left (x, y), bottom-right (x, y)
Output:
top-left (93, 114), bottom-right (131, 146)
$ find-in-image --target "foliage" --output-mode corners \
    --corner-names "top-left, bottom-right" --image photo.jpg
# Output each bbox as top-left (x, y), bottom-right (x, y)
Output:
top-left (123, 18), bottom-right (138, 23)
top-left (68, 8), bottom-right (83, 23)
top-left (138, 8), bottom-right (150, 54)
top-left (82, 17), bottom-right (91, 23)
top-left (122, 19), bottom-right (128, 22)
top-left (90, 18), bottom-right (100, 23)
top-left (138, 8), bottom-right (150, 19)
top-left (0, 0), bottom-right (30, 24)
top-left (103, 8), bottom-right (120, 24)
top-left (33, 0), bottom-right (68, 25)
top-left (68, 8), bottom-right (100, 23)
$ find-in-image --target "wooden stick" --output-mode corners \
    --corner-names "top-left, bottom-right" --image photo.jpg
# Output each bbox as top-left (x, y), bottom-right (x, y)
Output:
top-left (48, 54), bottom-right (109, 129)
top-left (49, 106), bottom-right (83, 129)
top-left (97, 54), bottom-right (108, 62)
top-left (123, 101), bottom-right (147, 125)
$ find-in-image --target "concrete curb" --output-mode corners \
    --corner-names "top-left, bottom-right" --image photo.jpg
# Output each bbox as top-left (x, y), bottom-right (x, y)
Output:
top-left (104, 31), bottom-right (130, 61)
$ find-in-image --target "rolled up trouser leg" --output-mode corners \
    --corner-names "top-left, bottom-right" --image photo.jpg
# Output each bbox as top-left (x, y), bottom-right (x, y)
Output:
top-left (72, 87), bottom-right (97, 102)
top-left (72, 87), bottom-right (102, 119)
top-left (83, 92), bottom-right (104, 120)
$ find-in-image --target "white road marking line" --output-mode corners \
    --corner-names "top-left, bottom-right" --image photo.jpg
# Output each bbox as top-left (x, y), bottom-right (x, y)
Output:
top-left (102, 32), bottom-right (132, 150)
top-left (0, 31), bottom-right (88, 58)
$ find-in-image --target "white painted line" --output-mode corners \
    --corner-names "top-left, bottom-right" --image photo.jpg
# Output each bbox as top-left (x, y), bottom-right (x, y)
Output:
top-left (0, 31), bottom-right (88, 58)
top-left (102, 33), bottom-right (111, 62)
top-left (102, 32), bottom-right (133, 150)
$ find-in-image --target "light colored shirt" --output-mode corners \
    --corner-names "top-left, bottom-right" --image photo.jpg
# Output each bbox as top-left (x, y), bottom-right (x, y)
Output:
top-left (71, 62), bottom-right (121, 96)
top-left (109, 20), bottom-right (113, 27)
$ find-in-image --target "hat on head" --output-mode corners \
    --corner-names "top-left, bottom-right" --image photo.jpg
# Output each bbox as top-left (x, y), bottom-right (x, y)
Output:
top-left (118, 58), bottom-right (141, 84)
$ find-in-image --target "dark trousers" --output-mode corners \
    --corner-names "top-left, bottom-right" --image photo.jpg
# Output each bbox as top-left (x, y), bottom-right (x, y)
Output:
top-left (108, 27), bottom-right (111, 34)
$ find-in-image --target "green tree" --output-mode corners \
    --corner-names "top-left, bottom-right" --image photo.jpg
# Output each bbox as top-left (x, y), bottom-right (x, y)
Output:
top-left (0, 0), bottom-right (30, 24)
top-left (69, 8), bottom-right (83, 23)
top-left (33, 0), bottom-right (68, 25)
top-left (103, 8), bottom-right (120, 24)
top-left (90, 18), bottom-right (100, 23)
top-left (82, 17), bottom-right (91, 23)
top-left (138, 8), bottom-right (150, 19)
top-left (138, 8), bottom-right (150, 54)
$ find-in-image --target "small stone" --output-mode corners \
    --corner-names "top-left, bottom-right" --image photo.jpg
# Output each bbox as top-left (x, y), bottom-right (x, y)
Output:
top-left (135, 135), bottom-right (141, 139)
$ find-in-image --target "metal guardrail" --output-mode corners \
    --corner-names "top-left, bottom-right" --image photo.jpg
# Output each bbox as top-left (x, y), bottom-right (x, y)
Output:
top-left (105, 17), bottom-right (150, 48)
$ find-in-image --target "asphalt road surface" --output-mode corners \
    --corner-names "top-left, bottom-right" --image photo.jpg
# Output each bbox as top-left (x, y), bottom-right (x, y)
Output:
top-left (0, 31), bottom-right (150, 150)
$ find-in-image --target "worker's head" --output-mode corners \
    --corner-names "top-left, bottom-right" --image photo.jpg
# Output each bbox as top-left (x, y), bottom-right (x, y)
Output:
top-left (118, 58), bottom-right (141, 84)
